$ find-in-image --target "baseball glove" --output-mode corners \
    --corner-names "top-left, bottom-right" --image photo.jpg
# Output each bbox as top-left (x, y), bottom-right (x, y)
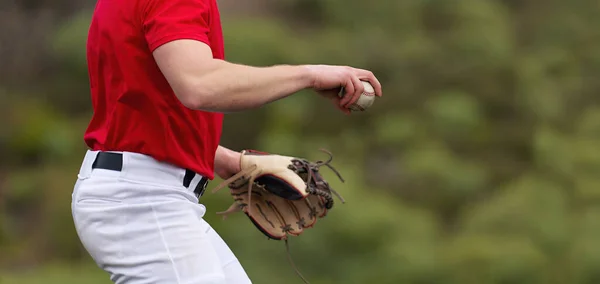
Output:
top-left (211, 149), bottom-right (346, 240)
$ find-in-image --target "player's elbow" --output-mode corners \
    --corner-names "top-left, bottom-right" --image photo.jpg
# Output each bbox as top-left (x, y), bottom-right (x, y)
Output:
top-left (176, 93), bottom-right (202, 110)
top-left (174, 80), bottom-right (224, 111)
top-left (175, 88), bottom-right (213, 110)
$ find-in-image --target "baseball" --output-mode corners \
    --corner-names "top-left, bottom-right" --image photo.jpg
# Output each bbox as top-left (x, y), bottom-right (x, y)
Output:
top-left (339, 80), bottom-right (376, 111)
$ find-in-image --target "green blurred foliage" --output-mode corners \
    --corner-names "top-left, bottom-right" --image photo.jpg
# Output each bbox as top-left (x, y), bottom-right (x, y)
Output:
top-left (2, 0), bottom-right (600, 283)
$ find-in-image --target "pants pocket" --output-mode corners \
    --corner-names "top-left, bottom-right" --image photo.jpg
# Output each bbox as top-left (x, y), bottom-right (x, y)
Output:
top-left (72, 201), bottom-right (125, 265)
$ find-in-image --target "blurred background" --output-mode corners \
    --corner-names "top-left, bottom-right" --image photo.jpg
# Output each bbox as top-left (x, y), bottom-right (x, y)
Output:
top-left (2, 0), bottom-right (600, 283)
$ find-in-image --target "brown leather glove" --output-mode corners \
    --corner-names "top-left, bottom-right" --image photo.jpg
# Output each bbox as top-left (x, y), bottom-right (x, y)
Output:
top-left (211, 149), bottom-right (345, 240)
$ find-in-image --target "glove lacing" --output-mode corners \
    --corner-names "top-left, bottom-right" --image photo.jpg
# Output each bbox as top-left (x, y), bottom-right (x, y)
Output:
top-left (211, 163), bottom-right (267, 217)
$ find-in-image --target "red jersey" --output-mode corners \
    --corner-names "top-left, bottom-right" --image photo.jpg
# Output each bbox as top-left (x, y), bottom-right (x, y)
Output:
top-left (84, 0), bottom-right (224, 179)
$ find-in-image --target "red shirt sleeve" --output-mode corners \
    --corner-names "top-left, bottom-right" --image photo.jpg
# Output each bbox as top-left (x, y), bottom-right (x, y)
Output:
top-left (141, 0), bottom-right (211, 52)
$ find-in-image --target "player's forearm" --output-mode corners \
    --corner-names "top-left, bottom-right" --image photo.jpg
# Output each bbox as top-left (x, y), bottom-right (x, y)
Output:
top-left (214, 145), bottom-right (241, 179)
top-left (184, 61), bottom-right (314, 112)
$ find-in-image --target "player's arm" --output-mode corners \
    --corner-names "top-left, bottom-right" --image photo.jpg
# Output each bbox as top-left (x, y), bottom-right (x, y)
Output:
top-left (152, 40), bottom-right (314, 112)
top-left (214, 145), bottom-right (241, 179)
top-left (142, 0), bottom-right (381, 113)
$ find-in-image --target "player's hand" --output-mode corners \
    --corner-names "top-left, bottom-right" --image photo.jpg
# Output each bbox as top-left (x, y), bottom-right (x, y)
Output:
top-left (304, 65), bottom-right (382, 113)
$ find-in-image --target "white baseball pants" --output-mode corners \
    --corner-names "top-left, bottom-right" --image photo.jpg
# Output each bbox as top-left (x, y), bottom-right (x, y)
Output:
top-left (71, 150), bottom-right (252, 284)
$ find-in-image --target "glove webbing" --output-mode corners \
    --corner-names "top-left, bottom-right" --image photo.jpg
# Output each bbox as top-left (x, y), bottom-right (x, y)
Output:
top-left (290, 149), bottom-right (346, 207)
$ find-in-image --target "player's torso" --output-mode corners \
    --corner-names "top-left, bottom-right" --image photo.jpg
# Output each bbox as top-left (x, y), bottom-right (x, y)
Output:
top-left (84, 0), bottom-right (225, 178)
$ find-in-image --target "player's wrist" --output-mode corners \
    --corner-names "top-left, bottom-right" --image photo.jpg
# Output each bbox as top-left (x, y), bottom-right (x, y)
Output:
top-left (298, 65), bottom-right (318, 89)
top-left (215, 146), bottom-right (242, 179)
top-left (227, 150), bottom-right (242, 174)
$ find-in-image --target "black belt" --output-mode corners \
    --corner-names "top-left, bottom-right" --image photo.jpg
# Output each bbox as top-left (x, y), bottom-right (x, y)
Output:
top-left (91, 152), bottom-right (209, 198)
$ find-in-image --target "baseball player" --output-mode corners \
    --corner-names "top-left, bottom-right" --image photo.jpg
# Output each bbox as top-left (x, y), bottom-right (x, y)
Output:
top-left (71, 0), bottom-right (382, 283)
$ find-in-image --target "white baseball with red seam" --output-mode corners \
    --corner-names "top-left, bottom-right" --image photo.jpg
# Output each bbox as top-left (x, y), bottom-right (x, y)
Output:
top-left (350, 81), bottom-right (376, 111)
top-left (338, 80), bottom-right (376, 112)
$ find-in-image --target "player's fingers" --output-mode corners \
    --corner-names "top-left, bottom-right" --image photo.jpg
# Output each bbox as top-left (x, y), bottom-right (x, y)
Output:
top-left (356, 69), bottom-right (383, 97)
top-left (320, 89), bottom-right (351, 114)
top-left (339, 78), bottom-right (355, 106)
top-left (331, 96), bottom-right (351, 115)
top-left (344, 75), bottom-right (364, 108)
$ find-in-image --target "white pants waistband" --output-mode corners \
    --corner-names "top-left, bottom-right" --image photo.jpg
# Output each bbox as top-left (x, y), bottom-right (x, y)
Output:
top-left (78, 150), bottom-right (207, 197)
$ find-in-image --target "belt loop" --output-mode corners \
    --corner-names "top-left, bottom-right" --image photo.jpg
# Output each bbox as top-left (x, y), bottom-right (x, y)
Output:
top-left (78, 150), bottom-right (98, 179)
top-left (188, 174), bottom-right (202, 190)
top-left (188, 173), bottom-right (208, 198)
top-left (119, 151), bottom-right (129, 179)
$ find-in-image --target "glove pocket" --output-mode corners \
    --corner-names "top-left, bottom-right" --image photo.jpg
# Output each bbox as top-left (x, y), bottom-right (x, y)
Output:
top-left (264, 195), bottom-right (306, 237)
top-left (244, 193), bottom-right (306, 240)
